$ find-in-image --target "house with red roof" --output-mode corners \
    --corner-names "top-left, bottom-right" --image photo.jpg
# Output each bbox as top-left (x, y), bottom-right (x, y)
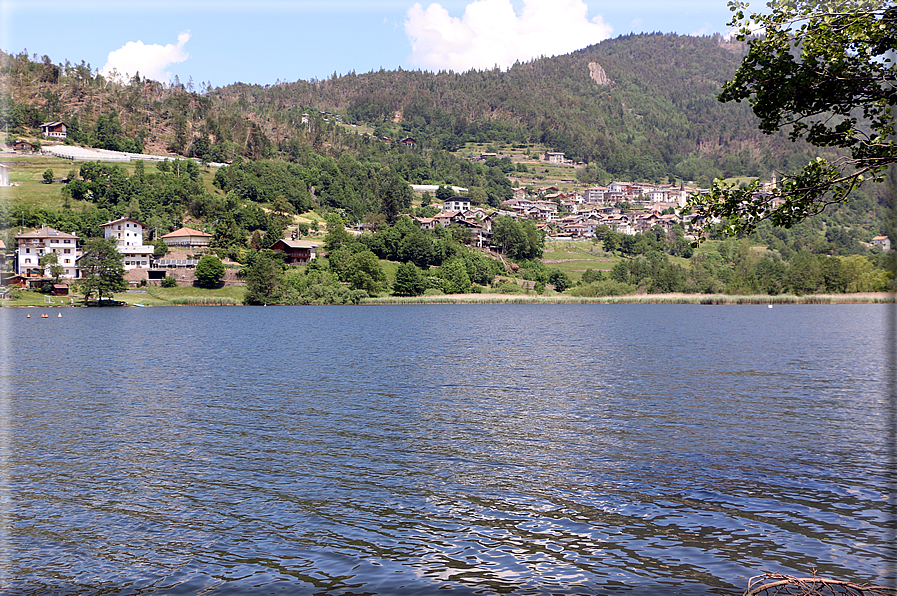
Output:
top-left (161, 226), bottom-right (212, 249)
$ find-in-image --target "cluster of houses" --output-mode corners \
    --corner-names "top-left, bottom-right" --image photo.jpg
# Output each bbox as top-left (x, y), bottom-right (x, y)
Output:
top-left (4, 217), bottom-right (322, 292)
top-left (5, 220), bottom-right (216, 290)
top-left (411, 181), bottom-right (700, 244)
top-left (412, 179), bottom-right (897, 252)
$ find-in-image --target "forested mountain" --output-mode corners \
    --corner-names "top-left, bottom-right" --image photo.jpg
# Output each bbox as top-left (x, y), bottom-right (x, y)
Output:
top-left (209, 33), bottom-right (823, 184)
top-left (3, 33), bottom-right (826, 185)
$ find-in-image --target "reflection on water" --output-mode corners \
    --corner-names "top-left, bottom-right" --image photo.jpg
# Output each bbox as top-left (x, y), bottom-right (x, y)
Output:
top-left (2, 304), bottom-right (893, 595)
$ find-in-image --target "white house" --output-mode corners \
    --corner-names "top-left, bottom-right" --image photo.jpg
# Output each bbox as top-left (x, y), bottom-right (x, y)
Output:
top-left (15, 226), bottom-right (80, 279)
top-left (0, 164), bottom-right (9, 187)
top-left (101, 217), bottom-right (155, 270)
top-left (443, 197), bottom-right (471, 212)
top-left (40, 121), bottom-right (68, 139)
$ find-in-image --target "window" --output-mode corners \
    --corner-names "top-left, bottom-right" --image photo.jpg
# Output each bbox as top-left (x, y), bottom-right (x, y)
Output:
top-left (64, 249), bottom-right (71, 254)
top-left (25, 258), bottom-right (31, 264)
top-left (25, 248), bottom-right (30, 254)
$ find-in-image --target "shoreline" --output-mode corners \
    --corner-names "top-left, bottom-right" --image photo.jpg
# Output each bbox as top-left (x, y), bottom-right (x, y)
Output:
top-left (363, 292), bottom-right (896, 305)
top-left (4, 292), bottom-right (894, 307)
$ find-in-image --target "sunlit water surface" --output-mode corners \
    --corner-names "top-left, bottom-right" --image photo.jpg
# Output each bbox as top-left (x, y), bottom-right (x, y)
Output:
top-left (1, 304), bottom-right (893, 595)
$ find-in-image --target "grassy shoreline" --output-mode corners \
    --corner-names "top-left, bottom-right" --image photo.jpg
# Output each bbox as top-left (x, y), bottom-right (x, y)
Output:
top-left (4, 291), bottom-right (893, 307)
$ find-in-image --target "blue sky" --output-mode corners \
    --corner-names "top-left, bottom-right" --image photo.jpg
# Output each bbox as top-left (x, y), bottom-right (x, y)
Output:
top-left (1, 0), bottom-right (735, 88)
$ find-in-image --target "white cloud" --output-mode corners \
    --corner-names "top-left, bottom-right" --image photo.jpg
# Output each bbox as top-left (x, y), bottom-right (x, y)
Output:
top-left (101, 31), bottom-right (190, 83)
top-left (691, 23), bottom-right (710, 36)
top-left (404, 0), bottom-right (612, 72)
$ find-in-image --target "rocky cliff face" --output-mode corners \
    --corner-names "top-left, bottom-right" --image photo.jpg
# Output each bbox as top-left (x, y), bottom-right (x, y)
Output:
top-left (588, 61), bottom-right (612, 86)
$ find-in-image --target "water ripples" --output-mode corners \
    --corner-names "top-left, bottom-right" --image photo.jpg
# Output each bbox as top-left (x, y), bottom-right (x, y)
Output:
top-left (2, 304), bottom-right (893, 594)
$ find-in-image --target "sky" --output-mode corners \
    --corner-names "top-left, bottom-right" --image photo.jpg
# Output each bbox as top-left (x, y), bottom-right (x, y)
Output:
top-left (0, 0), bottom-right (736, 89)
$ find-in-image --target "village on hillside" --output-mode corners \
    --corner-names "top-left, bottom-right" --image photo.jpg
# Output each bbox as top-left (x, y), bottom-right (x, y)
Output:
top-left (1, 134), bottom-right (892, 297)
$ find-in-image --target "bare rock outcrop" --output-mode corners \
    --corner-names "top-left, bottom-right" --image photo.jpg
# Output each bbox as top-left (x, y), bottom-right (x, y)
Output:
top-left (588, 62), bottom-right (613, 86)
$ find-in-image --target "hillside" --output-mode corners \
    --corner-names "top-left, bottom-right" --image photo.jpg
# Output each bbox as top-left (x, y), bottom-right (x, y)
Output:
top-left (2, 34), bottom-right (826, 185)
top-left (208, 33), bottom-right (825, 184)
top-left (1, 34), bottom-right (891, 259)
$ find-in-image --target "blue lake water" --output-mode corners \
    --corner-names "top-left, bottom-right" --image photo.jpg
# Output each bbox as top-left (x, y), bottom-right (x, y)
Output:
top-left (1, 304), bottom-right (894, 595)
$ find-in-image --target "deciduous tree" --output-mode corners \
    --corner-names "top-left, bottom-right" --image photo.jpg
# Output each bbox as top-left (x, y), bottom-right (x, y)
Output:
top-left (392, 261), bottom-right (427, 296)
top-left (195, 255), bottom-right (226, 288)
top-left (79, 237), bottom-right (127, 304)
top-left (689, 0), bottom-right (897, 236)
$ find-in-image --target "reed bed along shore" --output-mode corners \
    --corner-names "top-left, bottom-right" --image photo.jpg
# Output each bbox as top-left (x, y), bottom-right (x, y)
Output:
top-left (363, 292), bottom-right (896, 305)
top-left (162, 296), bottom-right (238, 306)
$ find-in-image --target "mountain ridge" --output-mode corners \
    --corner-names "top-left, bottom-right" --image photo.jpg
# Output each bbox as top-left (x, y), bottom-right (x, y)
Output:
top-left (2, 33), bottom-right (824, 185)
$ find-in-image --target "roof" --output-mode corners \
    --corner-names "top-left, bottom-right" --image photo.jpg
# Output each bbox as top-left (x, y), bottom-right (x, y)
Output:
top-left (40, 121), bottom-right (66, 127)
top-left (161, 226), bottom-right (212, 238)
top-left (273, 239), bottom-right (318, 249)
top-left (15, 226), bottom-right (79, 240)
top-left (102, 217), bottom-right (146, 228)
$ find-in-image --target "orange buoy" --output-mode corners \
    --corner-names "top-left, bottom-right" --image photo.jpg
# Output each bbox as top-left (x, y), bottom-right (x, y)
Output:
top-left (26, 314), bottom-right (30, 318)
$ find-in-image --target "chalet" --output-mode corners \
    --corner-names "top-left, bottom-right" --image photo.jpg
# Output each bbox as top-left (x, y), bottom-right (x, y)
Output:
top-left (415, 217), bottom-right (437, 231)
top-left (101, 217), bottom-right (154, 270)
top-left (545, 152), bottom-right (565, 164)
top-left (501, 198), bottom-right (532, 210)
top-left (161, 226), bottom-right (212, 248)
top-left (5, 275), bottom-right (27, 288)
top-left (452, 218), bottom-right (492, 247)
top-left (633, 213), bottom-right (663, 234)
top-left (433, 211), bottom-right (460, 228)
top-left (461, 208), bottom-right (489, 222)
top-left (12, 140), bottom-right (36, 153)
top-left (524, 205), bottom-right (558, 223)
top-left (40, 121), bottom-right (68, 139)
top-left (400, 137), bottom-right (416, 147)
top-left (271, 239), bottom-right (317, 265)
top-left (602, 216), bottom-right (634, 235)
top-left (871, 236), bottom-right (891, 251)
top-left (15, 226), bottom-right (80, 279)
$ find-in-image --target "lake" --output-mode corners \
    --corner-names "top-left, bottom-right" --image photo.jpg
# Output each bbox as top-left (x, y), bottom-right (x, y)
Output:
top-left (1, 304), bottom-right (894, 595)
